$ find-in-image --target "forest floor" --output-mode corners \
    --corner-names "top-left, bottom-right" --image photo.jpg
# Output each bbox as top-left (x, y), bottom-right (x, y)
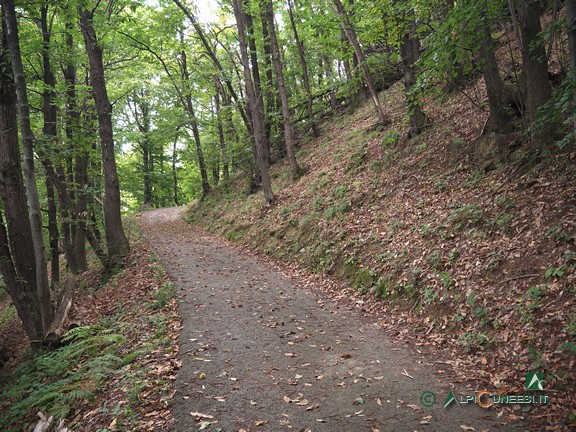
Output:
top-left (141, 206), bottom-right (528, 432)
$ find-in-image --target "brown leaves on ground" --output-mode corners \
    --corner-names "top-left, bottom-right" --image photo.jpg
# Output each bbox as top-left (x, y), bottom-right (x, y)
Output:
top-left (0, 222), bottom-right (181, 431)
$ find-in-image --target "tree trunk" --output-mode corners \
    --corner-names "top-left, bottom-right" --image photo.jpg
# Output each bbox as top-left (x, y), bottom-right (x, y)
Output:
top-left (232, 0), bottom-right (274, 205)
top-left (399, 19), bottom-right (426, 138)
top-left (511, 1), bottom-right (552, 127)
top-left (330, 0), bottom-right (387, 124)
top-left (80, 8), bottom-right (129, 268)
top-left (287, 0), bottom-right (319, 137)
top-left (569, 0), bottom-right (576, 75)
top-left (179, 49), bottom-right (211, 198)
top-left (2, 0), bottom-right (53, 336)
top-left (477, 9), bottom-right (511, 134)
top-left (38, 5), bottom-right (60, 286)
top-left (172, 136), bottom-right (180, 205)
top-left (259, 6), bottom-right (276, 155)
top-left (266, 0), bottom-right (300, 179)
top-left (214, 79), bottom-right (230, 182)
top-left (245, 2), bottom-right (271, 164)
top-left (0, 63), bottom-right (43, 345)
top-left (64, 21), bottom-right (87, 273)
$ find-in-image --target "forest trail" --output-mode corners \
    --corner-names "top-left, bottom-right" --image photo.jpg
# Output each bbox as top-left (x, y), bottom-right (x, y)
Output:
top-left (141, 207), bottom-right (524, 432)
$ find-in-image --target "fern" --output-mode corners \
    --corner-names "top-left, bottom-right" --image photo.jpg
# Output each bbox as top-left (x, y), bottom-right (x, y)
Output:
top-left (0, 324), bottom-right (126, 430)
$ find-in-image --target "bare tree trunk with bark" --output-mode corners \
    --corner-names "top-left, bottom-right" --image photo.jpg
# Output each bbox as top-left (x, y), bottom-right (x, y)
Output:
top-left (80, 7), bottom-right (129, 268)
top-left (330, 0), bottom-right (388, 125)
top-left (266, 0), bottom-right (300, 179)
top-left (287, 0), bottom-right (319, 137)
top-left (232, 0), bottom-right (274, 205)
top-left (399, 19), bottom-right (426, 138)
top-left (2, 0), bottom-right (53, 336)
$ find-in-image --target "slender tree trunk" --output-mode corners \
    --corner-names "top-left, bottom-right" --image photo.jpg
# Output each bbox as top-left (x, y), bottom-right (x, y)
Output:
top-left (245, 2), bottom-right (271, 164)
top-left (80, 8), bottom-right (129, 267)
top-left (172, 136), bottom-right (180, 205)
top-left (2, 0), bottom-right (53, 335)
top-left (569, 0), bottom-right (576, 75)
top-left (399, 19), bottom-right (426, 138)
top-left (232, 0), bottom-right (274, 205)
top-left (64, 21), bottom-right (87, 272)
top-left (46, 179), bottom-right (60, 287)
top-left (478, 8), bottom-right (511, 134)
top-left (38, 5), bottom-right (60, 286)
top-left (266, 0), bottom-right (300, 179)
top-left (287, 0), bottom-right (319, 137)
top-left (259, 6), bottom-right (276, 154)
top-left (179, 49), bottom-right (211, 198)
top-left (215, 78), bottom-right (230, 182)
top-left (0, 27), bottom-right (45, 345)
top-left (330, 0), bottom-right (387, 124)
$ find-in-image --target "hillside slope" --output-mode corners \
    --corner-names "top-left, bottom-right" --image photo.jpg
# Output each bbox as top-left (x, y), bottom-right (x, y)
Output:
top-left (185, 81), bottom-right (576, 429)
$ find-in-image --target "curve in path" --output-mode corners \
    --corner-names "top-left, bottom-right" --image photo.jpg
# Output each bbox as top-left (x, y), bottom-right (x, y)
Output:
top-left (141, 207), bottom-right (524, 432)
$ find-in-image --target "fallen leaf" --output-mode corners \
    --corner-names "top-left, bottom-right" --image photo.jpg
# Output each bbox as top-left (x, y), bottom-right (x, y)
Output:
top-left (190, 412), bottom-right (214, 420)
top-left (460, 426), bottom-right (475, 431)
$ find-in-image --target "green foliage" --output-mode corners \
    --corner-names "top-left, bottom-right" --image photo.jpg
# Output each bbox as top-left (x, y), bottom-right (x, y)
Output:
top-left (381, 130), bottom-right (400, 148)
top-left (151, 282), bottom-right (174, 309)
top-left (534, 77), bottom-right (576, 149)
top-left (458, 331), bottom-right (493, 352)
top-left (0, 326), bottom-right (125, 430)
top-left (448, 202), bottom-right (484, 230)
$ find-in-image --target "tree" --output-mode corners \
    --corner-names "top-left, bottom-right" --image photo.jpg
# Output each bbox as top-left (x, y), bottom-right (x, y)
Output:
top-left (399, 15), bottom-right (426, 137)
top-left (1, 0), bottom-right (53, 338)
top-left (232, 0), bottom-right (275, 205)
top-left (266, 0), bottom-right (300, 179)
top-left (477, 4), bottom-right (511, 134)
top-left (510, 0), bottom-right (552, 139)
top-left (330, 0), bottom-right (388, 124)
top-left (569, 0), bottom-right (576, 76)
top-left (286, 0), bottom-right (319, 137)
top-left (80, 5), bottom-right (130, 267)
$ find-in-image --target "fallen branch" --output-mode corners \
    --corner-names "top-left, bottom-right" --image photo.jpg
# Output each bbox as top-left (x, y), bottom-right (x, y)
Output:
top-left (500, 273), bottom-right (539, 284)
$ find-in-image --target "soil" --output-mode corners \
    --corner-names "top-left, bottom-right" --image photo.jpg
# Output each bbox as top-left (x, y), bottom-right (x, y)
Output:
top-left (141, 206), bottom-right (527, 432)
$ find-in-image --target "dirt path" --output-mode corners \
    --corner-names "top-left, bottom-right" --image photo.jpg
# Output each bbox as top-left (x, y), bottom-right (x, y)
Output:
top-left (141, 207), bottom-right (525, 432)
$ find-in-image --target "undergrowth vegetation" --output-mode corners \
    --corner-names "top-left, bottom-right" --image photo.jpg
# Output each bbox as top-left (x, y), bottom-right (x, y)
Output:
top-left (0, 218), bottom-right (179, 431)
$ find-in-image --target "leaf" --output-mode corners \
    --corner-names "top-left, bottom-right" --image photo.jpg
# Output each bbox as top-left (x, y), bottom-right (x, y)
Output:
top-left (460, 426), bottom-right (475, 431)
top-left (190, 412), bottom-right (214, 420)
top-left (341, 353), bottom-right (351, 359)
top-left (353, 397), bottom-right (365, 405)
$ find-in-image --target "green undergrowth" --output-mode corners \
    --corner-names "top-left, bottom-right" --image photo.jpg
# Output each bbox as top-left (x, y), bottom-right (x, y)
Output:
top-left (0, 218), bottom-right (176, 431)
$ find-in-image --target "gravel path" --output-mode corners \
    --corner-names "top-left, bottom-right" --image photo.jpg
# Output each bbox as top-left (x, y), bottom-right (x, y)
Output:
top-left (141, 207), bottom-right (524, 432)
